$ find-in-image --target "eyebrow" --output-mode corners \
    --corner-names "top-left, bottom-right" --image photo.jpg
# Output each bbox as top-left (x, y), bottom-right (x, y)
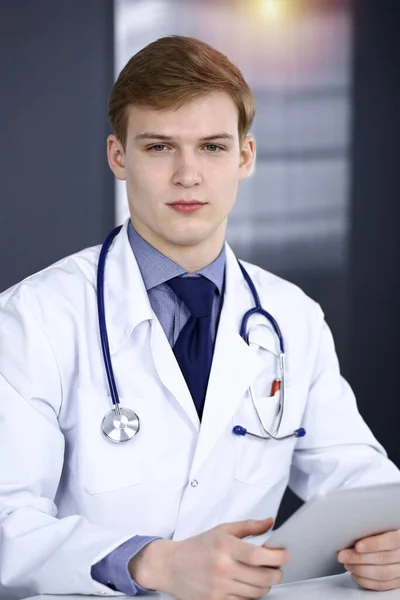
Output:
top-left (135, 132), bottom-right (235, 142)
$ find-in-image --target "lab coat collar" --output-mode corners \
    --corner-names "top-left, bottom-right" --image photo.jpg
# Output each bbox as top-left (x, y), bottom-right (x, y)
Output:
top-left (104, 219), bottom-right (154, 356)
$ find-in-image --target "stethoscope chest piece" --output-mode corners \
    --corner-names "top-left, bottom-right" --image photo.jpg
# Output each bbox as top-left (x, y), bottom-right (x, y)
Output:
top-left (101, 407), bottom-right (140, 443)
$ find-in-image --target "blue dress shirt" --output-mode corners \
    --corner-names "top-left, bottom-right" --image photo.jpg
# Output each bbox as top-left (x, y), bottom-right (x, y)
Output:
top-left (91, 221), bottom-right (226, 595)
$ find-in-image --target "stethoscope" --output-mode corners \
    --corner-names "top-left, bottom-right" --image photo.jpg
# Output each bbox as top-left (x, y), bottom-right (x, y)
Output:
top-left (98, 226), bottom-right (306, 443)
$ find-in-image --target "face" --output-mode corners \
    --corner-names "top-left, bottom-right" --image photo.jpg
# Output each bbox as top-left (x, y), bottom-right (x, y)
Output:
top-left (107, 91), bottom-right (255, 258)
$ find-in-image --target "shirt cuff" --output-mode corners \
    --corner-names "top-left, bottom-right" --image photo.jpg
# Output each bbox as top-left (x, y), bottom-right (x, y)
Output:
top-left (91, 535), bottom-right (162, 595)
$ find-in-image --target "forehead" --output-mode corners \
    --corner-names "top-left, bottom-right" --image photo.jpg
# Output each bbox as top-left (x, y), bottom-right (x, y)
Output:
top-left (126, 91), bottom-right (239, 140)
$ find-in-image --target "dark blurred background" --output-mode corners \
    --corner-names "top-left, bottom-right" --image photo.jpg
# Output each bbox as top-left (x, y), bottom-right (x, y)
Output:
top-left (0, 0), bottom-right (399, 524)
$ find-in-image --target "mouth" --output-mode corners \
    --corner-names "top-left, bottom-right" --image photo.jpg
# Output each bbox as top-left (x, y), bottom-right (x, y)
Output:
top-left (167, 200), bottom-right (207, 214)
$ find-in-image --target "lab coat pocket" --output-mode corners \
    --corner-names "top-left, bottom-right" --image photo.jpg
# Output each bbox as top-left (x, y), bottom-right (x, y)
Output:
top-left (233, 386), bottom-right (301, 487)
top-left (68, 389), bottom-right (142, 495)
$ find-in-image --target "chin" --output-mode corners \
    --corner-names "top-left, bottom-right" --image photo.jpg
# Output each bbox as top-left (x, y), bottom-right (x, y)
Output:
top-left (162, 226), bottom-right (211, 247)
top-left (166, 233), bottom-right (208, 247)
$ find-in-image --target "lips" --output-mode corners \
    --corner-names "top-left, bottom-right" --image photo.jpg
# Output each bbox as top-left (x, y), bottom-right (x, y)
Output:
top-left (169, 200), bottom-right (205, 206)
top-left (167, 201), bottom-right (206, 213)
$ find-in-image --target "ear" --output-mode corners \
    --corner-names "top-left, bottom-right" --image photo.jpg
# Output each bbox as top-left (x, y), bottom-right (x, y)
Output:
top-left (238, 134), bottom-right (256, 181)
top-left (107, 134), bottom-right (126, 180)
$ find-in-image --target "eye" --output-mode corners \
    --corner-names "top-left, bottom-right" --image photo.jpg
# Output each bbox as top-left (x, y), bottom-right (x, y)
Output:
top-left (204, 144), bottom-right (223, 152)
top-left (148, 144), bottom-right (168, 152)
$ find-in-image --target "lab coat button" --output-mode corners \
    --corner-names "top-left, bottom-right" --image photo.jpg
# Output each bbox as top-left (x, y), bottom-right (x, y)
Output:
top-left (191, 479), bottom-right (199, 487)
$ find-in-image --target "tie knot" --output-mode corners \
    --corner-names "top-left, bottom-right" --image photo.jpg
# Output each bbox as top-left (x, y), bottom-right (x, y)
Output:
top-left (167, 276), bottom-right (217, 318)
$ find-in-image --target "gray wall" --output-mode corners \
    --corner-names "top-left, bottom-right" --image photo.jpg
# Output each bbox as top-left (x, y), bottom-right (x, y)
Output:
top-left (348, 0), bottom-right (400, 469)
top-left (0, 0), bottom-right (115, 292)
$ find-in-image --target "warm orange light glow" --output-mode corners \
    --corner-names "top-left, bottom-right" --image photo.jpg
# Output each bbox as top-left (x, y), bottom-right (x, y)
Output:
top-left (261, 0), bottom-right (289, 21)
top-left (239, 0), bottom-right (300, 32)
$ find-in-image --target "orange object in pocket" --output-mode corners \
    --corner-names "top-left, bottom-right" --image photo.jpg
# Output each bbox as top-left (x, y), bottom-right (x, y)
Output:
top-left (270, 379), bottom-right (281, 396)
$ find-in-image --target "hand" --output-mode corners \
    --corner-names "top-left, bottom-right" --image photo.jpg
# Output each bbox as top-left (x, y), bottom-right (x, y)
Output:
top-left (338, 528), bottom-right (400, 591)
top-left (129, 517), bottom-right (290, 600)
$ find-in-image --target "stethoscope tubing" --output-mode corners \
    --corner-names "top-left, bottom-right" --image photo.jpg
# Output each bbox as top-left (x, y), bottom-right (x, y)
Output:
top-left (97, 227), bottom-right (306, 442)
top-left (237, 262), bottom-right (285, 354)
top-left (97, 225), bottom-right (122, 410)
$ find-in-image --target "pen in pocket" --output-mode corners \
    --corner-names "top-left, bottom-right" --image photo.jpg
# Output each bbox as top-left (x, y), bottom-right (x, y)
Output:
top-left (270, 379), bottom-right (281, 396)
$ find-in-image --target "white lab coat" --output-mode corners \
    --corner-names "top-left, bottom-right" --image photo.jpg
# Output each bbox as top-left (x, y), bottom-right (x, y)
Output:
top-left (0, 219), bottom-right (399, 597)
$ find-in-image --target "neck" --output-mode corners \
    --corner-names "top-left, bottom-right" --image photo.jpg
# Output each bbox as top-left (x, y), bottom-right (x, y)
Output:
top-left (131, 218), bottom-right (226, 273)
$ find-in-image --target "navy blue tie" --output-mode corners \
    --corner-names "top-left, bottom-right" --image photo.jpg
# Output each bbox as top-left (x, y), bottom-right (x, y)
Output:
top-left (167, 276), bottom-right (217, 419)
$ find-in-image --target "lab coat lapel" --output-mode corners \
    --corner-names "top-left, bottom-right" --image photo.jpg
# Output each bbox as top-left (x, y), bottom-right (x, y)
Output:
top-left (150, 317), bottom-right (200, 430)
top-left (191, 245), bottom-right (267, 474)
top-left (105, 219), bottom-right (200, 430)
top-left (103, 219), bottom-right (153, 356)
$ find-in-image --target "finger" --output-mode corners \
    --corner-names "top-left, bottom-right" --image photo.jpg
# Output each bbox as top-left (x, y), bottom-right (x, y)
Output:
top-left (228, 578), bottom-right (273, 599)
top-left (232, 562), bottom-right (283, 589)
top-left (354, 528), bottom-right (400, 553)
top-left (233, 538), bottom-right (290, 567)
top-left (224, 517), bottom-right (274, 539)
top-left (338, 548), bottom-right (400, 565)
top-left (344, 562), bottom-right (400, 581)
top-left (351, 573), bottom-right (400, 591)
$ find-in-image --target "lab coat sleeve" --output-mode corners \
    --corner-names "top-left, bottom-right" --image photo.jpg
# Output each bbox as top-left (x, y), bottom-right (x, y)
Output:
top-left (288, 312), bottom-right (400, 501)
top-left (0, 294), bottom-right (134, 598)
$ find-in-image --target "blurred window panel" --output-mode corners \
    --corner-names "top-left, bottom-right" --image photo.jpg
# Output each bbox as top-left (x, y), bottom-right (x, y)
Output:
top-left (114, 0), bottom-right (352, 269)
top-left (114, 0), bottom-right (352, 356)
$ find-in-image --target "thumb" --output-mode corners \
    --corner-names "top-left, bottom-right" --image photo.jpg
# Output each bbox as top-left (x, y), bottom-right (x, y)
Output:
top-left (223, 517), bottom-right (274, 539)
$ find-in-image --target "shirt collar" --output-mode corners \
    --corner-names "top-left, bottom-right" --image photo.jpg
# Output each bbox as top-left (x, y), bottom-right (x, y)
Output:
top-left (128, 220), bottom-right (225, 294)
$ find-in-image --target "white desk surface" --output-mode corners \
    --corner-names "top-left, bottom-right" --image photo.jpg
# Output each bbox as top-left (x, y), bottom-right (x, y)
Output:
top-left (24, 573), bottom-right (400, 599)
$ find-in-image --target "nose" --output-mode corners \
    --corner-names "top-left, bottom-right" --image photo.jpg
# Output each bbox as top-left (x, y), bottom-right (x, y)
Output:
top-left (171, 152), bottom-right (202, 187)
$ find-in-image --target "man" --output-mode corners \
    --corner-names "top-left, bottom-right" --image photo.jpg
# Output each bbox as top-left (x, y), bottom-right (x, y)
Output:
top-left (0, 35), bottom-right (400, 599)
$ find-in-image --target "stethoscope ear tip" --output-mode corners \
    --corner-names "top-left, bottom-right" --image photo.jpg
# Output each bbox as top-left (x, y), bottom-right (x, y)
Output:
top-left (232, 425), bottom-right (247, 436)
top-left (295, 428), bottom-right (306, 438)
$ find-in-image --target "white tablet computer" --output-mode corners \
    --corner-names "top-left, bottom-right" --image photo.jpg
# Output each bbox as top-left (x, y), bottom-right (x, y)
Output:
top-left (262, 482), bottom-right (400, 584)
